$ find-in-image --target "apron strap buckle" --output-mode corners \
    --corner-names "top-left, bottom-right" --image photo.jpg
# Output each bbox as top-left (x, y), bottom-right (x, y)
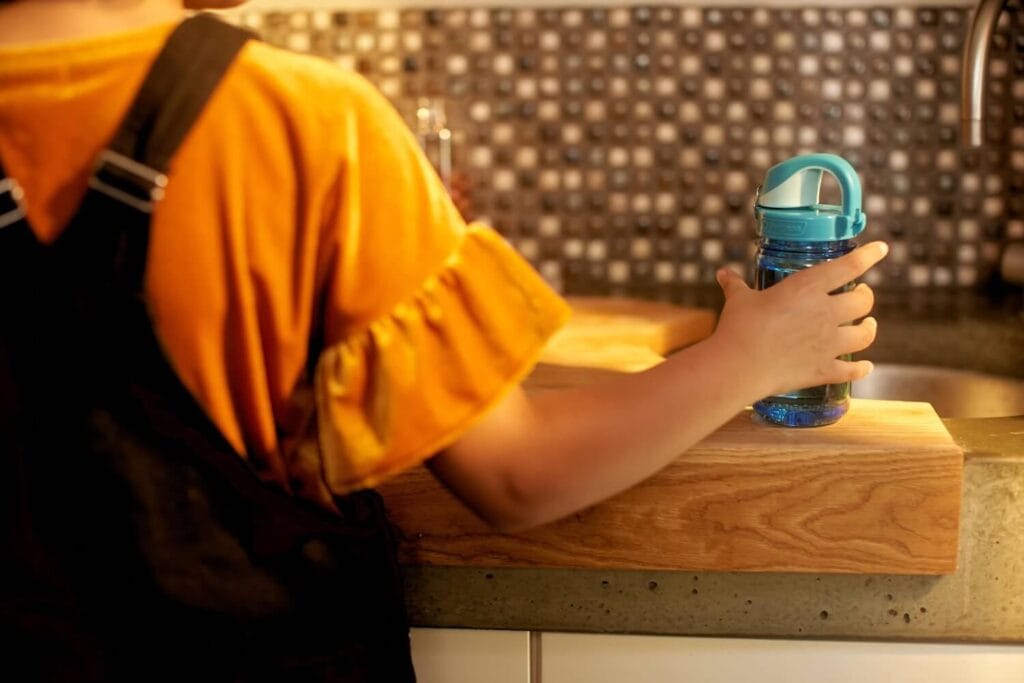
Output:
top-left (0, 176), bottom-right (27, 229)
top-left (88, 149), bottom-right (169, 214)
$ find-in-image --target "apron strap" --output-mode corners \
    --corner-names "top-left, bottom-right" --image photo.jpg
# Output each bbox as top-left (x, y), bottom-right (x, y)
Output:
top-left (107, 13), bottom-right (253, 176)
top-left (67, 14), bottom-right (253, 294)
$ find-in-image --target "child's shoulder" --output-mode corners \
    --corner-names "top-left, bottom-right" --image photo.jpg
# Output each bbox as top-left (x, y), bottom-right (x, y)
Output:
top-left (232, 40), bottom-right (384, 118)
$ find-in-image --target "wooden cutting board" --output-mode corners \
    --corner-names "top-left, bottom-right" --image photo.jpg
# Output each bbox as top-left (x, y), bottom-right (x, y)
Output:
top-left (527, 296), bottom-right (716, 390)
top-left (379, 394), bottom-right (963, 576)
top-left (538, 296), bottom-right (717, 369)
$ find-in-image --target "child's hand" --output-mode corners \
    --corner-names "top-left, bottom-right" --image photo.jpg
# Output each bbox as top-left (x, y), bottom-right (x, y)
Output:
top-left (713, 241), bottom-right (889, 400)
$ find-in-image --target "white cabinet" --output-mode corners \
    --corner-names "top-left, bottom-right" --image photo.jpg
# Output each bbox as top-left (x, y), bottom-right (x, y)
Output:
top-left (410, 628), bottom-right (531, 683)
top-left (409, 629), bottom-right (1024, 682)
top-left (541, 633), bottom-right (1024, 683)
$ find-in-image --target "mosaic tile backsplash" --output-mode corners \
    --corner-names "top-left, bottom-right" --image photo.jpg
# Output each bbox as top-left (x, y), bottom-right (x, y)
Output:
top-left (231, 4), bottom-right (1024, 296)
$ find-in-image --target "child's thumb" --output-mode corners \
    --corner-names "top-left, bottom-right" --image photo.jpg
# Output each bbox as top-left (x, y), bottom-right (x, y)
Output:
top-left (716, 267), bottom-right (749, 299)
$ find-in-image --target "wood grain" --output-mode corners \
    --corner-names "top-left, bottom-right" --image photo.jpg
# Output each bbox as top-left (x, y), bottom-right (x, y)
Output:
top-left (378, 399), bottom-right (963, 575)
top-left (539, 296), bottom-right (717, 366)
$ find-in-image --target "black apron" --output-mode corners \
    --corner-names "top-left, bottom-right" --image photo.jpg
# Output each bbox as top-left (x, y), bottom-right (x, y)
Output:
top-left (0, 15), bottom-right (416, 682)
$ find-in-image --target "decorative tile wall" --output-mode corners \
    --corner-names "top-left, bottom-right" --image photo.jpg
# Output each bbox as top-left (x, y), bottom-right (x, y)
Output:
top-left (231, 4), bottom-right (1024, 297)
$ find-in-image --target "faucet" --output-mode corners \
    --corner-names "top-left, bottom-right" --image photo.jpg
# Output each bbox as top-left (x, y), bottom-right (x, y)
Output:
top-left (962, 1), bottom-right (1024, 290)
top-left (962, 0), bottom-right (1010, 146)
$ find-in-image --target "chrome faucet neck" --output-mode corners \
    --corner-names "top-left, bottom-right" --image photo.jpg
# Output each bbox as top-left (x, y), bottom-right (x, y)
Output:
top-left (961, 0), bottom-right (1009, 147)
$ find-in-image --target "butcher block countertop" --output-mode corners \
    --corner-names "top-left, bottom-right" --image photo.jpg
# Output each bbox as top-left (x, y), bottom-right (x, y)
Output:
top-left (387, 298), bottom-right (1024, 642)
top-left (382, 399), bottom-right (962, 575)
top-left (381, 296), bottom-right (964, 576)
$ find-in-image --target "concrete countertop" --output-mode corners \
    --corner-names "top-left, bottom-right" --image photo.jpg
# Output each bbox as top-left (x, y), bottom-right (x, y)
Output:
top-left (400, 308), bottom-right (1024, 643)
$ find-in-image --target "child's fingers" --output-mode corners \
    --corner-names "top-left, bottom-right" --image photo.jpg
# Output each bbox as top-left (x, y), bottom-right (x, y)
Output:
top-left (825, 358), bottom-right (875, 384)
top-left (805, 242), bottom-right (889, 293)
top-left (829, 283), bottom-right (875, 324)
top-left (716, 267), bottom-right (750, 299)
top-left (832, 316), bottom-right (878, 356)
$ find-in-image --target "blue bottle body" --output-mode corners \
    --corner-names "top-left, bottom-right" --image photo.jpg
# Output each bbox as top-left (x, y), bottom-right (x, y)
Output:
top-left (752, 238), bottom-right (857, 428)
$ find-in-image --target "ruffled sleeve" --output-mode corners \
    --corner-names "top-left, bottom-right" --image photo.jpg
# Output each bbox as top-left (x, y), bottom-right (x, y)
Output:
top-left (285, 71), bottom-right (569, 498)
top-left (314, 224), bottom-right (569, 494)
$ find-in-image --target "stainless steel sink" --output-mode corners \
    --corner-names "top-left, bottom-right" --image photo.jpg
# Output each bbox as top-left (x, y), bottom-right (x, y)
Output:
top-left (853, 364), bottom-right (1024, 418)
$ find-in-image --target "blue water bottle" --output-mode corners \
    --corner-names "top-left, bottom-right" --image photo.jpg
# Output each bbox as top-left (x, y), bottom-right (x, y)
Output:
top-left (752, 153), bottom-right (868, 428)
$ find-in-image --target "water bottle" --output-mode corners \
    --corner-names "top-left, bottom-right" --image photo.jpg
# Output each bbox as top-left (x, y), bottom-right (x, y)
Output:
top-left (752, 153), bottom-right (868, 427)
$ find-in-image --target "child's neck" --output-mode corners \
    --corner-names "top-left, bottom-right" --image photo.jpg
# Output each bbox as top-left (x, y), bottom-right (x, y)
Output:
top-left (0, 0), bottom-right (184, 46)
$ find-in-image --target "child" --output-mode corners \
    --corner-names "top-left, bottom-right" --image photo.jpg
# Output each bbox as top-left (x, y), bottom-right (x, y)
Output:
top-left (0, 1), bottom-right (887, 679)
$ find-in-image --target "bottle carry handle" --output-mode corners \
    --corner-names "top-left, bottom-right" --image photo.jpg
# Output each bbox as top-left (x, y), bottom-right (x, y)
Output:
top-left (757, 153), bottom-right (864, 232)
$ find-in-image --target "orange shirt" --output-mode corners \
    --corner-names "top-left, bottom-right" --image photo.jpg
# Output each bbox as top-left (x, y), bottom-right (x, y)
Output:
top-left (0, 21), bottom-right (569, 509)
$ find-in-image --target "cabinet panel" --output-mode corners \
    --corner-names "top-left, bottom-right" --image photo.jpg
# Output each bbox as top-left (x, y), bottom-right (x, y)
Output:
top-left (411, 628), bottom-right (530, 683)
top-left (542, 633), bottom-right (1024, 683)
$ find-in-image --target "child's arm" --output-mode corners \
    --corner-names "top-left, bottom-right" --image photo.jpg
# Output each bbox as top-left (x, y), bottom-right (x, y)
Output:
top-left (428, 241), bottom-right (888, 531)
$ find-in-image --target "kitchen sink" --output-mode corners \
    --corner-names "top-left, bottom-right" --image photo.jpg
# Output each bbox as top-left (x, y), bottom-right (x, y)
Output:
top-left (853, 364), bottom-right (1024, 418)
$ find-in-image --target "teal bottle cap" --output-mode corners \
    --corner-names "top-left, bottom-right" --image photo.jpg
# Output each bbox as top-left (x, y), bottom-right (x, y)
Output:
top-left (754, 153), bottom-right (867, 242)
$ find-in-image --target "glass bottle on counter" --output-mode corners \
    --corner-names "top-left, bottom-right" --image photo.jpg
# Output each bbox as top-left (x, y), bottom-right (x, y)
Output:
top-left (414, 98), bottom-right (452, 190)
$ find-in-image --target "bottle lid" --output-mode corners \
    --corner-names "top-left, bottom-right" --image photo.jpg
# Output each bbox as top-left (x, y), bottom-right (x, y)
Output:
top-left (754, 153), bottom-right (867, 242)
